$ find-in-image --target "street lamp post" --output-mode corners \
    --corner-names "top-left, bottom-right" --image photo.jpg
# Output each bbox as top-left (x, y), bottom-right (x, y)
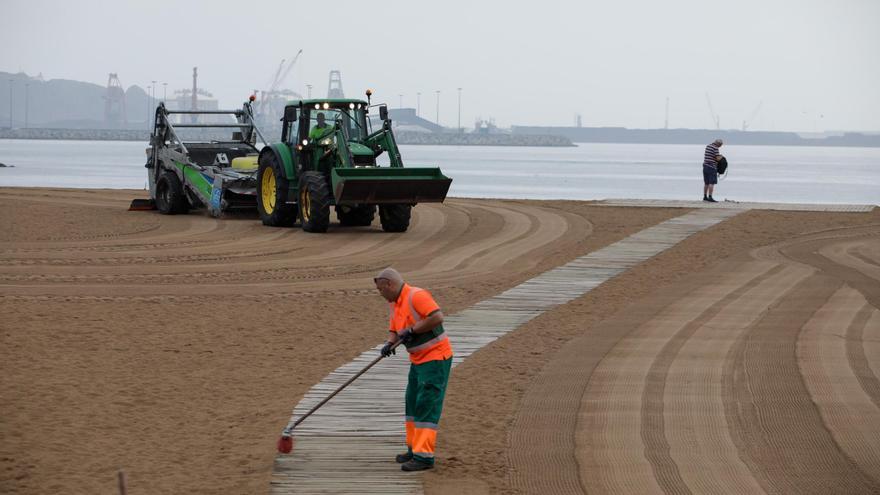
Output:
top-left (399, 94), bottom-right (403, 109)
top-left (306, 84), bottom-right (312, 98)
top-left (8, 79), bottom-right (12, 129)
top-left (457, 87), bottom-right (462, 133)
top-left (146, 85), bottom-right (152, 130)
top-left (163, 82), bottom-right (167, 102)
top-left (416, 92), bottom-right (421, 117)
top-left (435, 90), bottom-right (440, 127)
top-left (24, 83), bottom-right (29, 129)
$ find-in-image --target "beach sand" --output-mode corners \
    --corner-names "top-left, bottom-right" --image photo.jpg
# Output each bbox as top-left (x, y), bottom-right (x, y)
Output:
top-left (1, 187), bottom-right (878, 494)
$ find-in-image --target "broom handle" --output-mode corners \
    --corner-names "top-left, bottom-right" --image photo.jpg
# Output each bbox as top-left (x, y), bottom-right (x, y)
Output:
top-left (286, 340), bottom-right (403, 432)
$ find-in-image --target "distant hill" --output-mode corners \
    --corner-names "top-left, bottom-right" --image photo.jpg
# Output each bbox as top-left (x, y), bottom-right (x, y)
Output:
top-left (0, 71), bottom-right (152, 129)
top-left (512, 126), bottom-right (880, 148)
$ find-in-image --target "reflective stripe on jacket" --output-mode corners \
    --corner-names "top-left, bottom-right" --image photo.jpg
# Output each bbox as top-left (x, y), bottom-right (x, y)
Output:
top-left (389, 284), bottom-right (453, 364)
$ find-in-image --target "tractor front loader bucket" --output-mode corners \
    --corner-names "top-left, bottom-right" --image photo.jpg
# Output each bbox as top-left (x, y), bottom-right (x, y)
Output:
top-left (128, 198), bottom-right (156, 211)
top-left (331, 167), bottom-right (452, 205)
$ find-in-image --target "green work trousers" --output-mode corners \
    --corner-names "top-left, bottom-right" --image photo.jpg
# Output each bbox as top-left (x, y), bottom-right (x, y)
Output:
top-left (404, 357), bottom-right (452, 464)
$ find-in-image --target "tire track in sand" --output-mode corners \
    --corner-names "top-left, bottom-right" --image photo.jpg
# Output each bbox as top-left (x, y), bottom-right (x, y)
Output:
top-left (564, 261), bottom-right (774, 494)
top-left (645, 263), bottom-right (810, 495)
top-left (723, 273), bottom-right (880, 494)
top-left (0, 198), bottom-right (583, 299)
top-left (797, 286), bottom-right (880, 484)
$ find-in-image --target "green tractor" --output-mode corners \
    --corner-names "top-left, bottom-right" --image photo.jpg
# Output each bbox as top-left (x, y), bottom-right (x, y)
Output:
top-left (257, 91), bottom-right (452, 233)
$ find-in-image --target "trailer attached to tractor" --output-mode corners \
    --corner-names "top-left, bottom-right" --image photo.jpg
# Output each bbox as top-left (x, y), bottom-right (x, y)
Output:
top-left (130, 98), bottom-right (268, 216)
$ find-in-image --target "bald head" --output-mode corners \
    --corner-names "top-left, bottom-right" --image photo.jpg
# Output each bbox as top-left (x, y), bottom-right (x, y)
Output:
top-left (375, 267), bottom-right (403, 285)
top-left (374, 267), bottom-right (405, 302)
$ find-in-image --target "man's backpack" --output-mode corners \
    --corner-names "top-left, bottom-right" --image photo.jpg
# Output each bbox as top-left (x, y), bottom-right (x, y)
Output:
top-left (717, 156), bottom-right (728, 175)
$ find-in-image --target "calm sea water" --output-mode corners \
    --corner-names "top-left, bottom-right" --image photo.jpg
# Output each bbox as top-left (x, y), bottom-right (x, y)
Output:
top-left (0, 139), bottom-right (878, 204)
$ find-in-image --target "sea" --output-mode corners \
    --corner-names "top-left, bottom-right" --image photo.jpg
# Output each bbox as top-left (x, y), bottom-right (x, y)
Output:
top-left (0, 139), bottom-right (878, 205)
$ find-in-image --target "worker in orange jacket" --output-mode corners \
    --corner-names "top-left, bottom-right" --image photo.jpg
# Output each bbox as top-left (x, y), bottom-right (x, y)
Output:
top-left (374, 267), bottom-right (453, 472)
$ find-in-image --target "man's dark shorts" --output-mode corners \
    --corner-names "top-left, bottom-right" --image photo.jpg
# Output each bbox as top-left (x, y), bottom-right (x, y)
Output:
top-left (703, 165), bottom-right (718, 185)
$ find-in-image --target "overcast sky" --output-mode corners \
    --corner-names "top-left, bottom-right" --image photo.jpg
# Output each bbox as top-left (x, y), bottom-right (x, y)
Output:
top-left (2, 0), bottom-right (878, 132)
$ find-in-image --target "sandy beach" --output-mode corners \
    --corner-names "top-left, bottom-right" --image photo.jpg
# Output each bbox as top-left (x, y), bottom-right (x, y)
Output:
top-left (1, 187), bottom-right (878, 494)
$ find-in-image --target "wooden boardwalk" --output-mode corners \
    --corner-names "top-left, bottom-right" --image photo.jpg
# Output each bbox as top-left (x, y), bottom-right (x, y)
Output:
top-left (269, 208), bottom-right (742, 494)
top-left (599, 198), bottom-right (876, 212)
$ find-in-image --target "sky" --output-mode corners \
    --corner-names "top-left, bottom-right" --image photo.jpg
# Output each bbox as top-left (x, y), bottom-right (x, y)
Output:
top-left (2, 0), bottom-right (878, 132)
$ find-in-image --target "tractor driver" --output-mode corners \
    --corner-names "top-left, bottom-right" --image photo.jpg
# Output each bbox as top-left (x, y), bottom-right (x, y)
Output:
top-left (308, 112), bottom-right (334, 141)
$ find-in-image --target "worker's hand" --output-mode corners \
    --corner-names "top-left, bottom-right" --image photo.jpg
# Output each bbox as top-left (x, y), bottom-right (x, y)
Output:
top-left (396, 327), bottom-right (414, 344)
top-left (380, 341), bottom-right (396, 358)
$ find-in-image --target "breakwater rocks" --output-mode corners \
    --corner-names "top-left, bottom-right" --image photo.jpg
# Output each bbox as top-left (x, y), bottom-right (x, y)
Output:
top-left (394, 131), bottom-right (573, 147)
top-left (1, 127), bottom-right (574, 147)
top-left (0, 128), bottom-right (150, 141)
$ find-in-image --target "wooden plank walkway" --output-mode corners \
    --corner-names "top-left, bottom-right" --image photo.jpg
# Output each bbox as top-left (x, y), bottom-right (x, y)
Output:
top-left (599, 198), bottom-right (876, 212)
top-left (269, 208), bottom-right (742, 494)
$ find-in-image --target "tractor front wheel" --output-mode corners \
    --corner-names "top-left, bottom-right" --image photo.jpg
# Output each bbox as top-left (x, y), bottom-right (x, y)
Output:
top-left (299, 172), bottom-right (331, 233)
top-left (379, 204), bottom-right (411, 232)
top-left (155, 171), bottom-right (190, 215)
top-left (257, 153), bottom-right (297, 227)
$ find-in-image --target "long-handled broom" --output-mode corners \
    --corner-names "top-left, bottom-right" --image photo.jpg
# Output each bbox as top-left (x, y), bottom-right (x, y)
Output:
top-left (277, 340), bottom-right (403, 454)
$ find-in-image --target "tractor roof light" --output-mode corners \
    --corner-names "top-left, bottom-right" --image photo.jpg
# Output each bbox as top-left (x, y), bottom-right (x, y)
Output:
top-left (314, 104), bottom-right (320, 109)
top-left (349, 103), bottom-right (355, 109)
top-left (322, 103), bottom-right (330, 109)
top-left (249, 94), bottom-right (256, 102)
top-left (302, 139), bottom-right (309, 146)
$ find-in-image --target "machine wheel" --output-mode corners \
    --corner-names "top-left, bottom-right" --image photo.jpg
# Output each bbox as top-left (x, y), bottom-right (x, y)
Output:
top-left (257, 153), bottom-right (297, 227)
top-left (299, 172), bottom-right (331, 233)
top-left (379, 204), bottom-right (411, 232)
top-left (155, 170), bottom-right (190, 215)
top-left (336, 204), bottom-right (376, 226)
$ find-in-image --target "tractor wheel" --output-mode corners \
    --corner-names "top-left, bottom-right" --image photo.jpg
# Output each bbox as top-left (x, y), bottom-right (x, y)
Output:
top-left (155, 171), bottom-right (190, 215)
top-left (299, 171), bottom-right (331, 233)
top-left (257, 153), bottom-right (297, 227)
top-left (379, 204), bottom-right (411, 232)
top-left (336, 204), bottom-right (376, 226)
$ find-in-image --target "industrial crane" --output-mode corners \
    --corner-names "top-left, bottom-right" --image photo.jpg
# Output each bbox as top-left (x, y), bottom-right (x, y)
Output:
top-left (705, 93), bottom-right (720, 130)
top-left (258, 49), bottom-right (303, 118)
top-left (742, 100), bottom-right (763, 131)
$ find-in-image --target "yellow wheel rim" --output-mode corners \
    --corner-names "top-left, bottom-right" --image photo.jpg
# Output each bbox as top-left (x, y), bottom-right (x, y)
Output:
top-left (261, 171), bottom-right (276, 214)
top-left (300, 186), bottom-right (311, 223)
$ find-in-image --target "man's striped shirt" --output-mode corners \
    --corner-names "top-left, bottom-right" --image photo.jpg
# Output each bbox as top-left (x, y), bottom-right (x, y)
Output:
top-left (703, 143), bottom-right (720, 169)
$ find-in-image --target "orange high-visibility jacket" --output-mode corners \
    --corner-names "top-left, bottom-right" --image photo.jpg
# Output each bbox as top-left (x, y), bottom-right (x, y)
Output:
top-left (389, 284), bottom-right (452, 364)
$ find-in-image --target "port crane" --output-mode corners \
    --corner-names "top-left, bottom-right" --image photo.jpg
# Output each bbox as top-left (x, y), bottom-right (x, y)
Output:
top-left (705, 93), bottom-right (720, 130)
top-left (741, 100), bottom-right (763, 131)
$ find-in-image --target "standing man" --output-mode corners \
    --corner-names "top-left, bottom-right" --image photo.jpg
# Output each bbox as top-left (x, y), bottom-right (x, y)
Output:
top-left (703, 138), bottom-right (724, 202)
top-left (375, 267), bottom-right (452, 472)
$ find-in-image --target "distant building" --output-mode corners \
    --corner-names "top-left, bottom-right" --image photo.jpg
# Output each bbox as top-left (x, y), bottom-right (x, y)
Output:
top-left (165, 89), bottom-right (226, 124)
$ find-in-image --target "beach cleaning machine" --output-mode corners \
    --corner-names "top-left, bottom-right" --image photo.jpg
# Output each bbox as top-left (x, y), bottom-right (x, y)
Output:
top-left (130, 98), bottom-right (268, 216)
top-left (132, 91), bottom-right (452, 234)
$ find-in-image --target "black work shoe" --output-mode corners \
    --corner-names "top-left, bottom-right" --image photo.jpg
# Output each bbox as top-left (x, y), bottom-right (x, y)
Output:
top-left (395, 452), bottom-right (413, 463)
top-left (401, 459), bottom-right (434, 471)
top-left (703, 196), bottom-right (710, 202)
top-left (707, 197), bottom-right (717, 202)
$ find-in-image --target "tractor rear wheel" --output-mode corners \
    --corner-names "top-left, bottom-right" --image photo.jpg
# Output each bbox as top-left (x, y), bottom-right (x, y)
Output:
top-left (299, 172), bottom-right (331, 233)
top-left (257, 153), bottom-right (297, 227)
top-left (379, 204), bottom-right (411, 232)
top-left (336, 204), bottom-right (376, 226)
top-left (155, 170), bottom-right (190, 215)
